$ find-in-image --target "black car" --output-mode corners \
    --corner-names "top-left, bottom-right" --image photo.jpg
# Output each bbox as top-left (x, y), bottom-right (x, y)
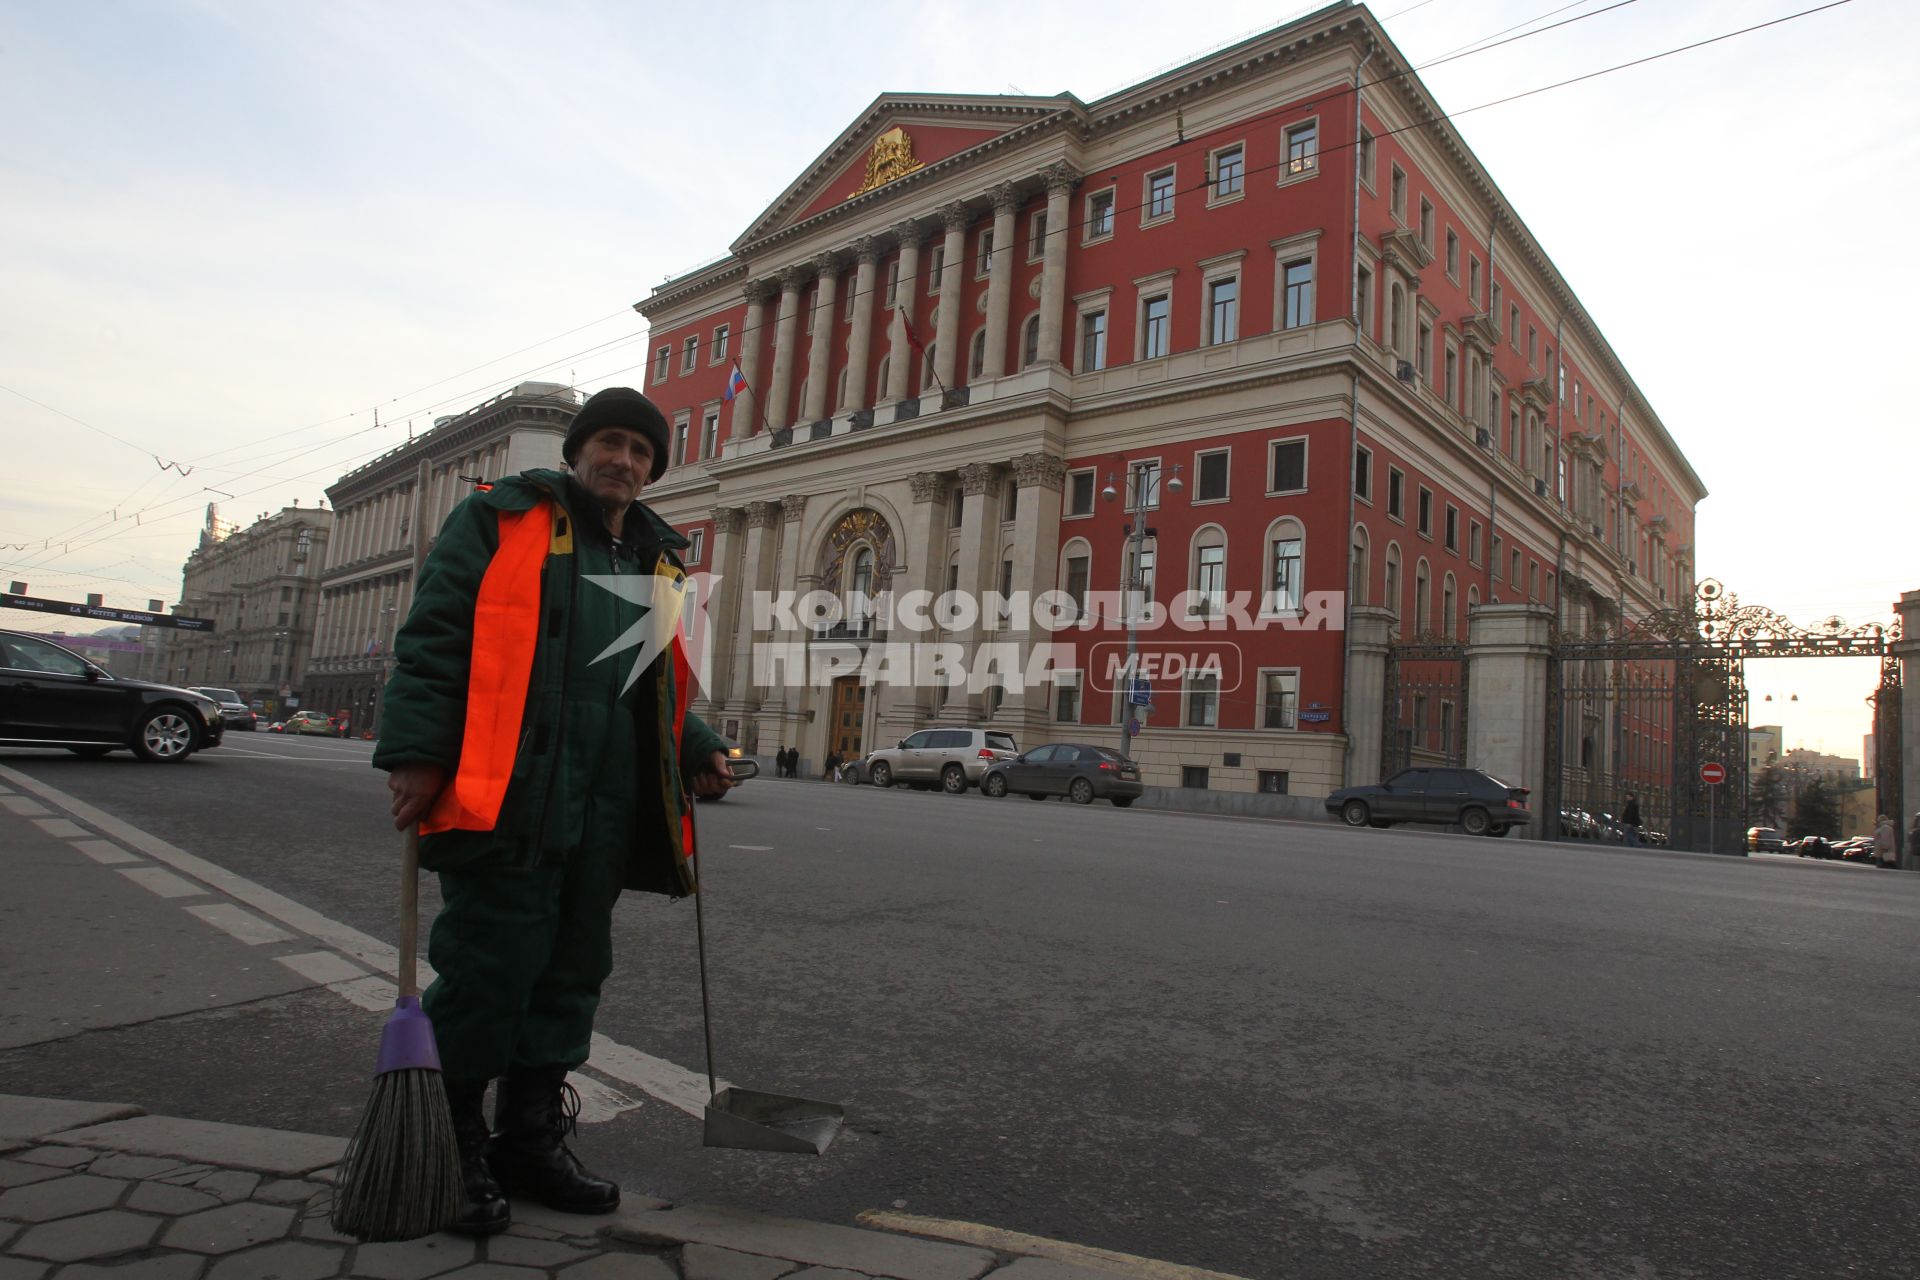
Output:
top-left (981, 743), bottom-right (1142, 806)
top-left (0, 630), bottom-right (224, 762)
top-left (194, 687), bottom-right (257, 731)
top-left (1325, 766), bottom-right (1531, 837)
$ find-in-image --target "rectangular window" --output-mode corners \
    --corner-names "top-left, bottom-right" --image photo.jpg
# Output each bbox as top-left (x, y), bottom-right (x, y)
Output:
top-left (1195, 545), bottom-right (1225, 614)
top-left (1147, 168), bottom-right (1176, 220)
top-left (1270, 439), bottom-right (1307, 493)
top-left (1356, 264), bottom-right (1374, 339)
top-left (1468, 256), bottom-right (1481, 305)
top-left (1182, 765), bottom-right (1210, 789)
top-left (1142, 294), bottom-right (1170, 358)
top-left (1469, 520), bottom-right (1482, 565)
top-left (1028, 211), bottom-right (1048, 261)
top-left (1513, 548), bottom-right (1524, 587)
top-left (653, 345), bottom-right (671, 383)
top-left (1282, 259), bottom-right (1314, 329)
top-left (1262, 671), bottom-right (1299, 729)
top-left (1080, 310), bottom-right (1107, 372)
top-left (1417, 321), bottom-right (1432, 381)
top-left (1509, 304), bottom-right (1521, 350)
top-left (1212, 144), bottom-right (1244, 199)
top-left (1064, 555), bottom-right (1090, 615)
top-left (1492, 535), bottom-right (1503, 582)
top-left (1354, 445), bottom-right (1372, 501)
top-left (885, 259), bottom-right (900, 305)
top-left (1002, 483), bottom-right (1018, 524)
top-left (1390, 165), bottom-right (1407, 220)
top-left (713, 324), bottom-right (730, 361)
top-left (1208, 278), bottom-right (1239, 344)
top-left (1196, 449), bottom-right (1230, 502)
top-left (1186, 673), bottom-right (1219, 727)
top-left (1269, 537), bottom-right (1302, 612)
top-left (977, 229), bottom-right (994, 275)
top-left (1127, 544), bottom-right (1156, 603)
top-left (1418, 487), bottom-right (1433, 537)
top-left (1444, 344), bottom-right (1458, 405)
top-left (673, 422), bottom-right (688, 466)
top-left (701, 412), bottom-right (719, 459)
top-left (1445, 229), bottom-right (1459, 280)
top-left (949, 486), bottom-right (964, 527)
top-left (1419, 197), bottom-right (1434, 249)
top-left (1358, 128), bottom-right (1376, 189)
top-left (1258, 769), bottom-right (1290, 794)
top-left (1067, 469), bottom-right (1095, 517)
top-left (687, 529), bottom-right (705, 565)
top-left (1445, 505), bottom-right (1459, 552)
top-left (1087, 190), bottom-right (1115, 239)
top-left (1387, 467), bottom-right (1404, 520)
top-left (1056, 678), bottom-right (1080, 723)
top-left (1528, 327), bottom-right (1539, 367)
top-left (928, 246), bottom-right (945, 293)
top-left (1286, 121), bottom-right (1318, 174)
top-left (1129, 461), bottom-right (1162, 510)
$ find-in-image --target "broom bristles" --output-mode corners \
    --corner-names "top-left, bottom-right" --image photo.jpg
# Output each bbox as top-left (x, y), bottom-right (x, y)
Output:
top-left (329, 1068), bottom-right (462, 1242)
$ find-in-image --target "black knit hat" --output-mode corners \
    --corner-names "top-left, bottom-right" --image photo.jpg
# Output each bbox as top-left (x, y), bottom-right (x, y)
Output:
top-left (563, 386), bottom-right (671, 481)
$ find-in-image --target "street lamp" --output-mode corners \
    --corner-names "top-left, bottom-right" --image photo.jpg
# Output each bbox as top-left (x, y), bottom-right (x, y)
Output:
top-left (1101, 459), bottom-right (1182, 761)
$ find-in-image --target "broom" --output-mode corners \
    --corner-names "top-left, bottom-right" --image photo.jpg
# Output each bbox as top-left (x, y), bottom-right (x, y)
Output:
top-left (329, 828), bottom-right (461, 1241)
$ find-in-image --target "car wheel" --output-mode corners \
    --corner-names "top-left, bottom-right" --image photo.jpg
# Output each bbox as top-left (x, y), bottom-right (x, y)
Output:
top-left (66, 746), bottom-right (113, 758)
top-left (870, 762), bottom-right (893, 789)
top-left (133, 708), bottom-right (197, 763)
top-left (941, 764), bottom-right (967, 794)
top-left (1460, 807), bottom-right (1493, 836)
top-left (1341, 800), bottom-right (1371, 827)
top-left (982, 772), bottom-right (1008, 798)
top-left (1069, 778), bottom-right (1095, 805)
top-left (1111, 797), bottom-right (1134, 808)
top-left (842, 767), bottom-right (862, 785)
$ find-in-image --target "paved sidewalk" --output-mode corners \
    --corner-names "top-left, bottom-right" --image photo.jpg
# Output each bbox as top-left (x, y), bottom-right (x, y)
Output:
top-left (0, 1094), bottom-right (1150, 1280)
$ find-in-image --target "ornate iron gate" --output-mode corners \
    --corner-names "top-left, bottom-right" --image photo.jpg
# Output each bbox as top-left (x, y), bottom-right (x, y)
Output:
top-left (1382, 638), bottom-right (1468, 775)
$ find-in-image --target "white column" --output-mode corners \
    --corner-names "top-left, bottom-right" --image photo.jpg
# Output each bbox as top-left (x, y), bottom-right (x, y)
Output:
top-left (698, 507), bottom-right (744, 713)
top-left (802, 253), bottom-right (842, 425)
top-left (998, 452), bottom-right (1064, 728)
top-left (1036, 163), bottom-right (1080, 368)
top-left (734, 283), bottom-right (773, 437)
top-left (766, 268), bottom-right (806, 431)
top-left (934, 202), bottom-right (968, 393)
top-left (886, 223), bottom-right (923, 405)
top-left (1344, 605), bottom-right (1396, 786)
top-left (842, 237), bottom-right (882, 413)
top-left (877, 471), bottom-right (952, 733)
top-left (982, 183), bottom-right (1020, 380)
top-left (726, 501), bottom-right (782, 719)
top-left (952, 461), bottom-right (1001, 717)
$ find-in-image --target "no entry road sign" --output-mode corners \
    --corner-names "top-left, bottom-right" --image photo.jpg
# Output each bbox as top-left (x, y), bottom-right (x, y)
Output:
top-left (1700, 762), bottom-right (1727, 785)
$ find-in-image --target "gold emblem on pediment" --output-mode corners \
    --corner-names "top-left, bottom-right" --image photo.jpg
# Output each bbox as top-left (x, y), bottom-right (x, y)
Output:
top-left (848, 126), bottom-right (924, 198)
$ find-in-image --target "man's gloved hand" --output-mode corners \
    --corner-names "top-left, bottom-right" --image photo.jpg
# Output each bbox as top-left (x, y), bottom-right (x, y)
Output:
top-left (690, 751), bottom-right (737, 798)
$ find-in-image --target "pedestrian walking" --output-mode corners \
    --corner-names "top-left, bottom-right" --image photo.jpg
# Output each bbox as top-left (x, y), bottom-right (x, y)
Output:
top-left (376, 386), bottom-right (736, 1236)
top-left (1620, 793), bottom-right (1642, 846)
top-left (1874, 813), bottom-right (1897, 869)
top-left (824, 749), bottom-right (842, 782)
top-left (782, 746), bottom-right (798, 778)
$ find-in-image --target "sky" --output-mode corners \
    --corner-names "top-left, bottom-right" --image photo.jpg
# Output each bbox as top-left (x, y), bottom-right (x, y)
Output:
top-left (1, 0), bottom-right (1913, 757)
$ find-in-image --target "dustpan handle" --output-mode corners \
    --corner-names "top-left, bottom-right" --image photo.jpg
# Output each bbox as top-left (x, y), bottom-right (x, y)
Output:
top-left (398, 828), bottom-right (421, 999)
top-left (688, 803), bottom-right (719, 1099)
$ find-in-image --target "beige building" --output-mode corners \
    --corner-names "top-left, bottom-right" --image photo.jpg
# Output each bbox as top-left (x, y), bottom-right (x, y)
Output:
top-left (304, 382), bottom-right (579, 730)
top-left (1748, 725), bottom-right (1783, 773)
top-left (147, 504), bottom-right (333, 716)
top-left (1781, 746), bottom-right (1859, 785)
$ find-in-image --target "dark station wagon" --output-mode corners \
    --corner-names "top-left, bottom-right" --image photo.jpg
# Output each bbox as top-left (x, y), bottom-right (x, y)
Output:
top-left (1325, 766), bottom-right (1532, 837)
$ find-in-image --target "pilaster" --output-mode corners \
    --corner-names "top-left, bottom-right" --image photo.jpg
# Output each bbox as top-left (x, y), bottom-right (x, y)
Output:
top-left (934, 203), bottom-right (969, 391)
top-left (844, 238), bottom-right (883, 413)
top-left (1036, 163), bottom-right (1080, 368)
top-left (1465, 603), bottom-right (1556, 830)
top-left (1344, 605), bottom-right (1396, 787)
top-left (982, 184), bottom-right (1020, 380)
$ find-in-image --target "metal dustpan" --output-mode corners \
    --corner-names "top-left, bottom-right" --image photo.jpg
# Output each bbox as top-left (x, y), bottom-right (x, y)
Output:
top-left (689, 799), bottom-right (845, 1155)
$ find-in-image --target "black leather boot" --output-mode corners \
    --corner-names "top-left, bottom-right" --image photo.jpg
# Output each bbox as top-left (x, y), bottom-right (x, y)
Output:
top-left (488, 1066), bottom-right (620, 1214)
top-left (443, 1078), bottom-right (510, 1236)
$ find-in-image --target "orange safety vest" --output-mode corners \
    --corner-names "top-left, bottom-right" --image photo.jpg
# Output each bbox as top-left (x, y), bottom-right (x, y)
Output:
top-left (421, 499), bottom-right (697, 872)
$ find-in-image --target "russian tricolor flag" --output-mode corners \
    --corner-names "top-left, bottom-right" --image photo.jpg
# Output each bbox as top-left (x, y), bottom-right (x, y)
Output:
top-left (723, 361), bottom-right (747, 403)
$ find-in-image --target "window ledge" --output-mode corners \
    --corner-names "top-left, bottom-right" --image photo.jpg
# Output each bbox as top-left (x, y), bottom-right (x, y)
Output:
top-left (1206, 189), bottom-right (1246, 209)
top-left (1275, 166), bottom-right (1319, 189)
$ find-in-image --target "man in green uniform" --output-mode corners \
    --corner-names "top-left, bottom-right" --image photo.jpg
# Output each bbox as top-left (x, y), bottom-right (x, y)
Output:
top-left (376, 386), bottom-right (733, 1236)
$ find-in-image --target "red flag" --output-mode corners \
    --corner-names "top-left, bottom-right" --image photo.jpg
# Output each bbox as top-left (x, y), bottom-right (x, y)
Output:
top-left (902, 314), bottom-right (927, 357)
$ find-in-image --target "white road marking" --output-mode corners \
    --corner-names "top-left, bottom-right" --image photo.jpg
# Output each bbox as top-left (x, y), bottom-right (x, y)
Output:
top-left (70, 838), bottom-right (140, 865)
top-left (276, 951), bottom-right (368, 984)
top-left (184, 903), bottom-right (294, 946)
top-left (1, 761), bottom-right (696, 1127)
top-left (119, 867), bottom-right (207, 899)
top-left (1, 795), bottom-right (49, 816)
top-left (730, 844), bottom-right (774, 851)
top-left (33, 817), bottom-right (88, 838)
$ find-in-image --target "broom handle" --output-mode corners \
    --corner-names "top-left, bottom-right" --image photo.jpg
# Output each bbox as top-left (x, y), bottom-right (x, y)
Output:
top-left (689, 806), bottom-right (718, 1099)
top-left (398, 828), bottom-right (421, 999)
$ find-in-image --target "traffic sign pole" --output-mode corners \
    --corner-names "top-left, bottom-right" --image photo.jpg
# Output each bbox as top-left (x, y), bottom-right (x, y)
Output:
top-left (1700, 762), bottom-right (1726, 855)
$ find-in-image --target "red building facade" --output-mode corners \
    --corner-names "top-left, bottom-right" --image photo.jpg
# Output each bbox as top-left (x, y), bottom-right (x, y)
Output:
top-left (635, 1), bottom-right (1703, 796)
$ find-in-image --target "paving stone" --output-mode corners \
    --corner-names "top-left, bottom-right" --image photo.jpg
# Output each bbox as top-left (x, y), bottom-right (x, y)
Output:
top-left (194, 1172), bottom-right (263, 1205)
top-left (500, 1224), bottom-right (563, 1242)
top-left (159, 1166), bottom-right (218, 1186)
top-left (87, 1153), bottom-right (187, 1180)
top-left (205, 1240), bottom-right (344, 1280)
top-left (255, 1180), bottom-right (326, 1205)
top-left (0, 1259), bottom-right (49, 1280)
top-left (56, 1257), bottom-right (208, 1280)
top-left (15, 1148), bottom-right (92, 1170)
top-left (483, 1235), bottom-right (589, 1268)
top-left (681, 1242), bottom-right (799, 1280)
top-left (433, 1267), bottom-right (546, 1279)
top-left (0, 1161), bottom-right (66, 1190)
top-left (781, 1270), bottom-right (868, 1280)
top-left (293, 1213), bottom-right (356, 1245)
top-left (0, 1096), bottom-right (142, 1145)
top-left (11, 1208), bottom-right (161, 1262)
top-left (347, 1233), bottom-right (477, 1279)
top-left (307, 1168), bottom-right (338, 1186)
top-left (0, 1175), bottom-right (128, 1223)
top-left (988, 1260), bottom-right (1136, 1279)
top-left (555, 1257), bottom-right (677, 1280)
top-left (52, 1119), bottom-right (344, 1178)
top-left (128, 1181), bottom-right (224, 1216)
top-left (0, 1221), bottom-right (17, 1249)
top-left (163, 1201), bottom-right (298, 1254)
top-left (608, 1206), bottom-right (994, 1280)
top-left (509, 1198), bottom-right (665, 1238)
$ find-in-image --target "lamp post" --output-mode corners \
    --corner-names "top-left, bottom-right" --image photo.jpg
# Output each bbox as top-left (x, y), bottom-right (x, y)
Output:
top-left (1100, 459), bottom-right (1182, 761)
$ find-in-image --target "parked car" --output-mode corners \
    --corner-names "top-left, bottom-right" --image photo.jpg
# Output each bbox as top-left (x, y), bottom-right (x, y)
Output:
top-left (286, 710), bottom-right (342, 737)
top-left (859, 727), bottom-right (1018, 793)
top-left (1326, 766), bottom-right (1531, 837)
top-left (0, 629), bottom-right (224, 762)
top-left (981, 743), bottom-right (1142, 806)
top-left (1746, 826), bottom-right (1786, 853)
top-left (194, 687), bottom-right (256, 731)
top-left (266, 721), bottom-right (287, 733)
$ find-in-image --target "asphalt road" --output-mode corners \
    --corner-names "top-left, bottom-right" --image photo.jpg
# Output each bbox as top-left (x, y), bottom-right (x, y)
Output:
top-left (2, 733), bottom-right (1915, 1278)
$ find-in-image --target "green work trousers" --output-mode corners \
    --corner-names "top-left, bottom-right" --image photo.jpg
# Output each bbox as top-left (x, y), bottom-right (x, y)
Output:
top-left (422, 826), bottom-right (630, 1080)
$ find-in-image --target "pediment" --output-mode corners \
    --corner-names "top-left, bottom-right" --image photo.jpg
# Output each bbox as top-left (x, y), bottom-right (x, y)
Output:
top-left (732, 93), bottom-right (1075, 254)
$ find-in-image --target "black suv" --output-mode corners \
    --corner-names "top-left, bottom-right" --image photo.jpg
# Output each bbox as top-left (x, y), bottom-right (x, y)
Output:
top-left (1325, 767), bottom-right (1531, 837)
